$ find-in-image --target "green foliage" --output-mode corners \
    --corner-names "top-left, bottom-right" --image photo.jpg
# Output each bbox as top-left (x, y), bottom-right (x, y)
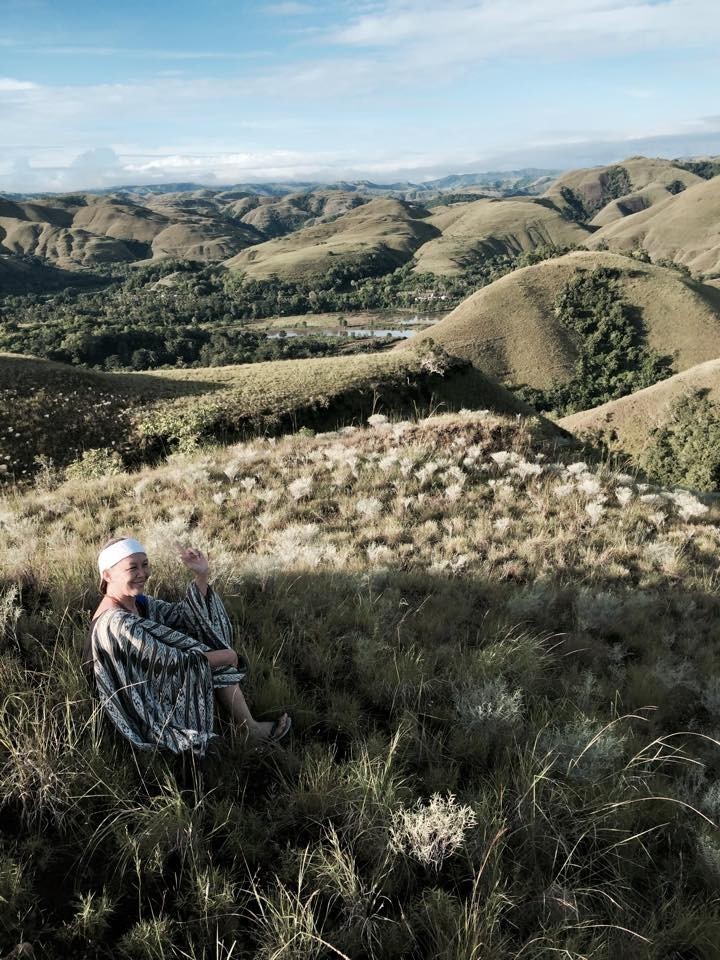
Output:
top-left (560, 166), bottom-right (632, 221)
top-left (559, 186), bottom-right (590, 222)
top-left (667, 178), bottom-right (688, 195)
top-left (64, 447), bottom-right (125, 481)
top-left (640, 391), bottom-right (720, 490)
top-left (674, 159), bottom-right (720, 180)
top-left (514, 266), bottom-right (674, 415)
top-left (0, 246), bottom-right (574, 373)
top-left (654, 257), bottom-right (693, 278)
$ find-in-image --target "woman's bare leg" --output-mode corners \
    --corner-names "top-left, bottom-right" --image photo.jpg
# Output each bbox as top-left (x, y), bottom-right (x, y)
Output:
top-left (215, 684), bottom-right (290, 742)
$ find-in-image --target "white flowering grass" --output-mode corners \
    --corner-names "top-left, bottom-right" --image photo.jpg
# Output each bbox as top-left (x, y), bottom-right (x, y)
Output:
top-left (287, 476), bottom-right (313, 501)
top-left (4, 409), bottom-right (720, 957)
top-left (355, 497), bottom-right (383, 518)
top-left (390, 794), bottom-right (478, 869)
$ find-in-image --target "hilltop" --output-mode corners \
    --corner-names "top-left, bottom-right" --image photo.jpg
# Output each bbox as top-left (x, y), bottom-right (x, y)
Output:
top-left (224, 198), bottom-right (441, 281)
top-left (144, 188), bottom-right (369, 241)
top-left (411, 196), bottom-right (593, 275)
top-left (0, 347), bottom-right (541, 481)
top-left (558, 356), bottom-right (720, 457)
top-left (3, 405), bottom-right (720, 958)
top-left (3, 157), bottom-right (716, 291)
top-left (588, 175), bottom-right (720, 278)
top-left (0, 194), bottom-right (263, 269)
top-left (542, 156), bottom-right (702, 225)
top-left (397, 250), bottom-right (720, 390)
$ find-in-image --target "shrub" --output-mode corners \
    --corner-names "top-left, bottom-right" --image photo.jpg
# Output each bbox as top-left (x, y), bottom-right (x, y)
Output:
top-left (640, 391), bottom-right (720, 491)
top-left (64, 447), bottom-right (125, 481)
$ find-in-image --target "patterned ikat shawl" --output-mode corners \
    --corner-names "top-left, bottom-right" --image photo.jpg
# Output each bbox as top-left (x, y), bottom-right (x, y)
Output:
top-left (87, 584), bottom-right (245, 755)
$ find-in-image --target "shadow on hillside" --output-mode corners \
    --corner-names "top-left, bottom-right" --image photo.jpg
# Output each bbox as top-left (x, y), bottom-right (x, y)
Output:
top-left (18, 562), bottom-right (720, 756)
top-left (0, 352), bottom-right (224, 399)
top-left (5, 564), bottom-right (719, 957)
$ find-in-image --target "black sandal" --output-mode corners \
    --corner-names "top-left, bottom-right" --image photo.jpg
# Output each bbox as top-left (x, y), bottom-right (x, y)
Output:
top-left (269, 715), bottom-right (292, 741)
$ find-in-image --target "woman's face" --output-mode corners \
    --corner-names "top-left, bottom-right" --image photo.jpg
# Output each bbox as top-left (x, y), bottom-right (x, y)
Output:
top-left (103, 552), bottom-right (150, 597)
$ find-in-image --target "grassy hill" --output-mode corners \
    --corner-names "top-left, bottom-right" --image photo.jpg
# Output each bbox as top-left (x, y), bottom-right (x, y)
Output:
top-left (0, 255), bottom-right (100, 294)
top-left (0, 194), bottom-right (261, 269)
top-left (398, 250), bottom-right (720, 390)
top-left (144, 189), bottom-right (367, 241)
top-left (0, 348), bottom-right (540, 481)
top-left (558, 356), bottom-right (720, 457)
top-left (3, 408), bottom-right (720, 958)
top-left (543, 156), bottom-right (701, 226)
top-left (224, 198), bottom-right (441, 281)
top-left (588, 175), bottom-right (720, 278)
top-left (410, 196), bottom-right (593, 275)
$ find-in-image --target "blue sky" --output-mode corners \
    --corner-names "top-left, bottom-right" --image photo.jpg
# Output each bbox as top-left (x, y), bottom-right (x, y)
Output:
top-left (1, 0), bottom-right (719, 191)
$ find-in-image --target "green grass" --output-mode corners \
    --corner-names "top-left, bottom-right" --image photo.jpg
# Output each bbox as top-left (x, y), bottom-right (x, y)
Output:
top-left (399, 250), bottom-right (720, 391)
top-left (224, 199), bottom-right (440, 281)
top-left (0, 349), bottom-right (536, 481)
top-left (2, 410), bottom-right (720, 957)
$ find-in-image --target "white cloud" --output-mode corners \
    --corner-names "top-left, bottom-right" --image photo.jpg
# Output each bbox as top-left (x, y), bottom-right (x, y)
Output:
top-left (3, 116), bottom-right (720, 193)
top-left (264, 2), bottom-right (317, 14)
top-left (0, 78), bottom-right (38, 91)
top-left (330, 0), bottom-right (720, 60)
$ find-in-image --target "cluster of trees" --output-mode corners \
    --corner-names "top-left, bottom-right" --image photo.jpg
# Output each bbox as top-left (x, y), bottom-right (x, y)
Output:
top-left (514, 267), bottom-right (674, 415)
top-left (560, 166), bottom-right (631, 222)
top-left (1, 244), bottom-right (574, 371)
top-left (675, 159), bottom-right (720, 180)
top-left (640, 391), bottom-right (720, 490)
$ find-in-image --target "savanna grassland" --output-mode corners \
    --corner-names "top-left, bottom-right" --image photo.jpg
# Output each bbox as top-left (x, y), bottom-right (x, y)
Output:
top-left (3, 409), bottom-right (720, 959)
top-left (0, 346), bottom-right (534, 481)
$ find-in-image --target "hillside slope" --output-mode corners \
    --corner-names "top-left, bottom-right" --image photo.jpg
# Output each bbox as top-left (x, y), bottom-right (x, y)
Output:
top-left (224, 198), bottom-right (440, 280)
top-left (543, 156), bottom-right (701, 225)
top-left (397, 251), bottom-right (720, 389)
top-left (0, 194), bottom-right (261, 268)
top-left (3, 406), bottom-right (719, 958)
top-left (0, 349), bottom-right (544, 480)
top-left (411, 196), bottom-right (592, 275)
top-left (0, 255), bottom-right (99, 294)
top-left (588, 176), bottom-right (720, 277)
top-left (558, 357), bottom-right (720, 456)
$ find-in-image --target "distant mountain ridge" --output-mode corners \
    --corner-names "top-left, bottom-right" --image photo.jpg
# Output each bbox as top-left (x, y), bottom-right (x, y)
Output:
top-left (1, 168), bottom-right (561, 202)
top-left (3, 155), bottom-right (720, 289)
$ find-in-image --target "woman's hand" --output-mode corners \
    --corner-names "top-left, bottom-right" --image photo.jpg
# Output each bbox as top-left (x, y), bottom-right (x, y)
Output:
top-left (202, 648), bottom-right (238, 669)
top-left (176, 543), bottom-right (210, 594)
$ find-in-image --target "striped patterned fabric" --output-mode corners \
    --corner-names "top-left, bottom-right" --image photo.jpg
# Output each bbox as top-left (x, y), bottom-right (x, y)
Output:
top-left (88, 584), bottom-right (246, 755)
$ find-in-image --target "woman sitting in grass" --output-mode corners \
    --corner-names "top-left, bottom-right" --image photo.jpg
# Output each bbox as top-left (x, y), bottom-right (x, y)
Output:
top-left (85, 536), bottom-right (291, 754)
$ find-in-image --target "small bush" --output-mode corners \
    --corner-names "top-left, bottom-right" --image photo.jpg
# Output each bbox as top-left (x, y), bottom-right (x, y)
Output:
top-left (64, 446), bottom-right (125, 481)
top-left (640, 391), bottom-right (720, 490)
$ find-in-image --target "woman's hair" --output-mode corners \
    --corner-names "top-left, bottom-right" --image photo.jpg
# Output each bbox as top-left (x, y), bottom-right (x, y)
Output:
top-left (98, 536), bottom-right (127, 595)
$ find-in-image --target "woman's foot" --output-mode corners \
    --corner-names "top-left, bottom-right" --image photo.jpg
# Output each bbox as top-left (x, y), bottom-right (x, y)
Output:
top-left (248, 713), bottom-right (291, 744)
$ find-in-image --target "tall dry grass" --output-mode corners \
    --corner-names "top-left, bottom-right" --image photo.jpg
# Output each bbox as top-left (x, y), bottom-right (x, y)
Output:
top-left (2, 410), bottom-right (720, 958)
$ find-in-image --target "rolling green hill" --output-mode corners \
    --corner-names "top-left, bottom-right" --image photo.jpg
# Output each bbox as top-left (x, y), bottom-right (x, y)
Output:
top-left (558, 356), bottom-right (720, 457)
top-left (411, 196), bottom-right (593, 275)
top-left (224, 198), bottom-right (441, 280)
top-left (588, 175), bottom-right (720, 277)
top-left (0, 348), bottom-right (543, 480)
top-left (3, 403), bottom-right (720, 958)
top-left (542, 156), bottom-right (701, 225)
top-left (0, 194), bottom-right (262, 268)
top-left (397, 251), bottom-right (720, 389)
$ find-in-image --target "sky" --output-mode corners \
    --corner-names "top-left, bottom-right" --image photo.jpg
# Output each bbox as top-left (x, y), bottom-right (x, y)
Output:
top-left (1, 0), bottom-right (720, 191)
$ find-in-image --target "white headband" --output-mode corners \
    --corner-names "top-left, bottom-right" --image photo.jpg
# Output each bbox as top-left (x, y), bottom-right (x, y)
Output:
top-left (98, 538), bottom-right (147, 575)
